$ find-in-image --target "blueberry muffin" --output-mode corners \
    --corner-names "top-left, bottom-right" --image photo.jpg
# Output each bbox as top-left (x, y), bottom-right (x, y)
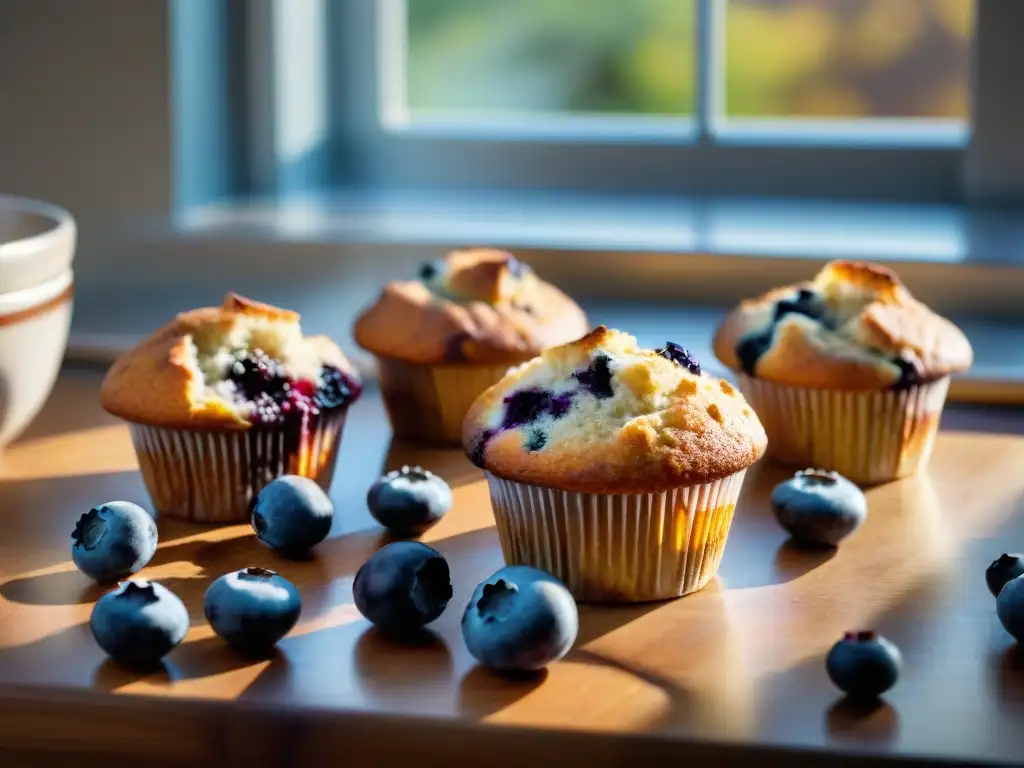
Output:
top-left (713, 260), bottom-right (972, 485)
top-left (353, 248), bottom-right (588, 445)
top-left (461, 326), bottom-right (766, 602)
top-left (101, 293), bottom-right (362, 523)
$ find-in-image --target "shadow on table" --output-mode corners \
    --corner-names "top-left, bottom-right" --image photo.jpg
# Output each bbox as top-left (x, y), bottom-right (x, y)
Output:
top-left (825, 697), bottom-right (900, 746)
top-left (993, 644), bottom-right (1024, 712)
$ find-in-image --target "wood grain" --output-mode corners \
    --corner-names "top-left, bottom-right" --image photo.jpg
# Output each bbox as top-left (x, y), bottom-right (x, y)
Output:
top-left (1, 366), bottom-right (1023, 767)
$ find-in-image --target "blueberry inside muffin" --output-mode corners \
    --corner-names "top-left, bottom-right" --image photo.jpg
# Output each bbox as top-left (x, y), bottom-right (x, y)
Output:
top-left (463, 326), bottom-right (766, 493)
top-left (101, 293), bottom-right (362, 430)
top-left (713, 261), bottom-right (973, 391)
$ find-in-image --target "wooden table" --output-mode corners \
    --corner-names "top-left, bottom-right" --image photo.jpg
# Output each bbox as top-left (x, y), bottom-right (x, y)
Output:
top-left (1, 366), bottom-right (1023, 767)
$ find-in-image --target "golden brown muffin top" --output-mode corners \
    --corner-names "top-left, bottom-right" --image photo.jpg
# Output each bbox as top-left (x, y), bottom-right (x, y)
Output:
top-left (352, 248), bottom-right (589, 365)
top-left (712, 260), bottom-right (973, 390)
top-left (101, 293), bottom-right (359, 430)
top-left (461, 326), bottom-right (767, 493)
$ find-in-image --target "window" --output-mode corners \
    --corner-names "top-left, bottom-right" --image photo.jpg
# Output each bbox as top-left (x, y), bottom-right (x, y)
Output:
top-left (317, 0), bottom-right (980, 201)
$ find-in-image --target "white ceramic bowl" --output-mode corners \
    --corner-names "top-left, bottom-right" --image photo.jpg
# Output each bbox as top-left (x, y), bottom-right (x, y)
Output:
top-left (0, 197), bottom-right (76, 448)
top-left (1, 195), bottom-right (76, 295)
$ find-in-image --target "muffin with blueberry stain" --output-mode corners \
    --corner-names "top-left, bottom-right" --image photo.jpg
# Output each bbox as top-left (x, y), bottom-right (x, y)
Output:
top-left (101, 293), bottom-right (361, 523)
top-left (712, 260), bottom-right (972, 485)
top-left (462, 326), bottom-right (766, 602)
top-left (353, 248), bottom-right (588, 444)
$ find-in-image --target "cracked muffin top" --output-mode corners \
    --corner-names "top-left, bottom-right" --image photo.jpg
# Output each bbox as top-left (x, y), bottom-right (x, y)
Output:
top-left (352, 248), bottom-right (589, 365)
top-left (712, 260), bottom-right (973, 391)
top-left (101, 293), bottom-right (361, 430)
top-left (461, 326), bottom-right (766, 493)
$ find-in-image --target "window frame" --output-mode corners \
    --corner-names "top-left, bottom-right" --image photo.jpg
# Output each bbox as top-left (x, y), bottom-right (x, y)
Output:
top-left (228, 0), bottom-right (1020, 206)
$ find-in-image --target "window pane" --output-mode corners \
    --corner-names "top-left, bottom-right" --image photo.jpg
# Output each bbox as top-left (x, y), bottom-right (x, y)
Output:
top-left (725, 0), bottom-right (973, 119)
top-left (404, 0), bottom-right (696, 116)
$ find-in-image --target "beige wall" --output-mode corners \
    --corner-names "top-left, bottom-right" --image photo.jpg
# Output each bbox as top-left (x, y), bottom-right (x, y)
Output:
top-left (0, 0), bottom-right (173, 285)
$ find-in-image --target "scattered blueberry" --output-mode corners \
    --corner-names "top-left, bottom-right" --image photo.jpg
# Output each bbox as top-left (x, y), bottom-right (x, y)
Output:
top-left (462, 566), bottom-right (578, 673)
top-left (997, 575), bottom-right (1024, 642)
top-left (204, 567), bottom-right (302, 656)
top-left (774, 288), bottom-right (829, 324)
top-left (770, 469), bottom-right (867, 547)
top-left (891, 357), bottom-right (922, 391)
top-left (825, 630), bottom-right (902, 700)
top-left (987, 554), bottom-right (1024, 598)
top-left (90, 580), bottom-right (189, 669)
top-left (251, 475), bottom-right (334, 557)
top-left (573, 354), bottom-right (614, 399)
top-left (655, 342), bottom-right (701, 375)
top-left (367, 466), bottom-right (452, 537)
top-left (501, 388), bottom-right (573, 429)
top-left (353, 542), bottom-right (453, 636)
top-left (735, 329), bottom-right (773, 376)
top-left (71, 501), bottom-right (158, 583)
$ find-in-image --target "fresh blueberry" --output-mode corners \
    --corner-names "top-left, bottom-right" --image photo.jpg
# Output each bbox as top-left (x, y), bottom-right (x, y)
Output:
top-left (90, 580), bottom-right (189, 669)
top-left (71, 501), bottom-right (158, 583)
top-left (501, 388), bottom-right (573, 429)
top-left (987, 554), bottom-right (1024, 598)
top-left (655, 342), bottom-right (701, 375)
top-left (462, 566), bottom-right (578, 673)
top-left (735, 329), bottom-right (773, 376)
top-left (353, 542), bottom-right (453, 636)
top-left (770, 469), bottom-right (867, 548)
top-left (251, 475), bottom-right (333, 558)
top-left (367, 466), bottom-right (453, 537)
top-left (825, 630), bottom-right (902, 700)
top-left (572, 354), bottom-right (614, 399)
top-left (997, 575), bottom-right (1024, 642)
top-left (204, 567), bottom-right (302, 656)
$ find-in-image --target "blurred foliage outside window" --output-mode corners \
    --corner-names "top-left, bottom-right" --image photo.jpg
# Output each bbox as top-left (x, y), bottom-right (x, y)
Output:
top-left (405, 0), bottom-right (972, 120)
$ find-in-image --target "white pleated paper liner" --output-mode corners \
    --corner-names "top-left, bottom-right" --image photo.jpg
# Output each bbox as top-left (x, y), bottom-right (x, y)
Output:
top-left (736, 374), bottom-right (950, 486)
top-left (376, 357), bottom-right (512, 445)
top-left (484, 470), bottom-right (748, 602)
top-left (128, 409), bottom-right (348, 524)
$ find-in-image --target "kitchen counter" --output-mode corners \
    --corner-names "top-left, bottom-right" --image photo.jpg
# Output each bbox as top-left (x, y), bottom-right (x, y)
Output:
top-left (1, 366), bottom-right (1023, 767)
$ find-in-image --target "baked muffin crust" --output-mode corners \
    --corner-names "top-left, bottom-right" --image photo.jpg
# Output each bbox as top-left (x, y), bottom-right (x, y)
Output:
top-left (712, 260), bottom-right (973, 390)
top-left (101, 294), bottom-right (359, 429)
top-left (353, 248), bottom-right (589, 365)
top-left (462, 326), bottom-right (767, 493)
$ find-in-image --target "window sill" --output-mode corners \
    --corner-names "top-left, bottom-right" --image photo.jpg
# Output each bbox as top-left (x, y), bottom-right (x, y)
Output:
top-left (70, 189), bottom-right (1024, 405)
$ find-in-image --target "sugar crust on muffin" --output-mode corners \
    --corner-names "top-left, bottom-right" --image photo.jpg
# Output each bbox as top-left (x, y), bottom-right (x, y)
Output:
top-left (353, 248), bottom-right (589, 365)
top-left (462, 326), bottom-right (767, 493)
top-left (712, 260), bottom-right (973, 390)
top-left (101, 293), bottom-right (359, 429)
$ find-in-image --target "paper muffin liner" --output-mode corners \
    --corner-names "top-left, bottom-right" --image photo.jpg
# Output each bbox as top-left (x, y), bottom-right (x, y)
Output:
top-left (735, 374), bottom-right (950, 485)
top-left (127, 409), bottom-right (348, 524)
top-left (376, 357), bottom-right (512, 445)
top-left (483, 470), bottom-right (748, 603)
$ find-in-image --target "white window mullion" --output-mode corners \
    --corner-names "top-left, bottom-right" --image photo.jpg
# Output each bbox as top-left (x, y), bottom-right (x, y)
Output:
top-left (693, 0), bottom-right (720, 144)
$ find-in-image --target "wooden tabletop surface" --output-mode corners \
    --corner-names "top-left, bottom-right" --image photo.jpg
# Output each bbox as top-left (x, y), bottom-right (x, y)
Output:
top-left (1, 366), bottom-right (1024, 768)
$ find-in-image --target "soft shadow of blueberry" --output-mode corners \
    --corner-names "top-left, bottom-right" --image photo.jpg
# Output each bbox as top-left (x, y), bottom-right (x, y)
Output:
top-left (172, 635), bottom-right (279, 680)
top-left (0, 570), bottom-right (108, 606)
top-left (773, 539), bottom-right (836, 583)
top-left (573, 601), bottom-right (665, 647)
top-left (993, 644), bottom-right (1024, 710)
top-left (352, 627), bottom-right (454, 703)
top-left (92, 657), bottom-right (172, 692)
top-left (383, 437), bottom-right (481, 489)
top-left (458, 665), bottom-right (548, 717)
top-left (826, 697), bottom-right (899, 746)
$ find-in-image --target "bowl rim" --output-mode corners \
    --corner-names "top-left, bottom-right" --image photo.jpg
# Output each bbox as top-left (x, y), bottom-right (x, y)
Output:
top-left (0, 195), bottom-right (76, 262)
top-left (0, 268), bottom-right (73, 318)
